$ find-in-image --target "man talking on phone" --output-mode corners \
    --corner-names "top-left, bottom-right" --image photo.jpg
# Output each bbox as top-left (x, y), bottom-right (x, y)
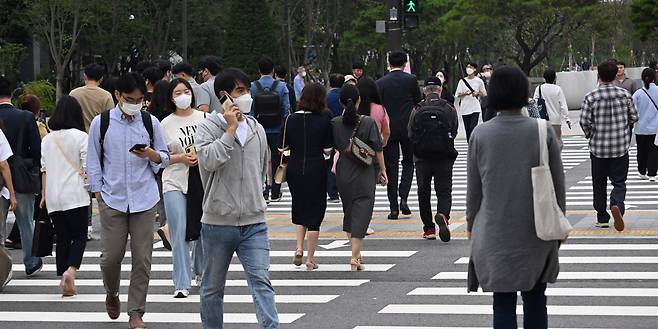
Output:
top-left (196, 68), bottom-right (278, 329)
top-left (87, 72), bottom-right (170, 329)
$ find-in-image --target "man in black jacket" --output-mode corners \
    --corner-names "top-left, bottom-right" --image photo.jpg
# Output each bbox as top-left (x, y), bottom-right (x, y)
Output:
top-left (408, 77), bottom-right (458, 242)
top-left (376, 51), bottom-right (422, 219)
top-left (0, 77), bottom-right (42, 276)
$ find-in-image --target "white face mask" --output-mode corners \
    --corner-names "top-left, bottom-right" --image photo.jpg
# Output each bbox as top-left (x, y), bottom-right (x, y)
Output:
top-left (173, 94), bottom-right (193, 110)
top-left (466, 68), bottom-right (476, 75)
top-left (234, 93), bottom-right (253, 114)
top-left (483, 71), bottom-right (492, 79)
top-left (301, 71), bottom-right (306, 77)
top-left (121, 101), bottom-right (142, 116)
top-left (436, 74), bottom-right (445, 83)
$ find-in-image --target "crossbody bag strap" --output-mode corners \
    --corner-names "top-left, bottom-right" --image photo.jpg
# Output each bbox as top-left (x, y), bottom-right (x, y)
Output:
top-left (279, 115), bottom-right (290, 162)
top-left (642, 88), bottom-right (658, 111)
top-left (539, 85), bottom-right (543, 100)
top-left (52, 134), bottom-right (85, 178)
top-left (349, 115), bottom-right (363, 140)
top-left (461, 78), bottom-right (475, 93)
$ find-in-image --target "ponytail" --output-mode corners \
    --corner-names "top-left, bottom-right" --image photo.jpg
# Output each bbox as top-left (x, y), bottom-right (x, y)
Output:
top-left (340, 84), bottom-right (360, 126)
top-left (641, 68), bottom-right (656, 90)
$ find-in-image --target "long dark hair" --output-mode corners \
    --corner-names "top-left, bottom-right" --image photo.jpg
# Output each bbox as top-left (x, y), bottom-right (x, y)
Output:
top-left (297, 82), bottom-right (327, 114)
top-left (641, 68), bottom-right (656, 89)
top-left (148, 80), bottom-right (170, 120)
top-left (340, 84), bottom-right (360, 126)
top-left (48, 95), bottom-right (85, 132)
top-left (166, 78), bottom-right (196, 114)
top-left (356, 77), bottom-right (381, 116)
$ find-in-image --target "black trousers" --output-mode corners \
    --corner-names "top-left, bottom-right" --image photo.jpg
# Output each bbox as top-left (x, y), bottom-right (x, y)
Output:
top-left (384, 137), bottom-right (414, 212)
top-left (591, 153), bottom-right (629, 223)
top-left (50, 206), bottom-right (89, 276)
top-left (415, 159), bottom-right (455, 230)
top-left (264, 132), bottom-right (282, 198)
top-left (636, 134), bottom-right (658, 177)
top-left (493, 282), bottom-right (548, 329)
top-left (462, 113), bottom-right (480, 141)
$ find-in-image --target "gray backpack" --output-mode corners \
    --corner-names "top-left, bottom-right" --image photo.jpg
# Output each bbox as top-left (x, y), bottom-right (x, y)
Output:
top-left (0, 246), bottom-right (12, 291)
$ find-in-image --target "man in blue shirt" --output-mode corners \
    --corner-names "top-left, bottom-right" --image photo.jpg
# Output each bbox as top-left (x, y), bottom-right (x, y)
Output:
top-left (293, 66), bottom-right (306, 101)
top-left (250, 57), bottom-right (291, 202)
top-left (87, 73), bottom-right (170, 329)
top-left (327, 73), bottom-right (344, 117)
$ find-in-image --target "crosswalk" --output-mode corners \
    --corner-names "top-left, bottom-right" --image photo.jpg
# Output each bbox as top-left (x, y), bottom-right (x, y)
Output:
top-left (0, 242), bottom-right (418, 327)
top-left (353, 240), bottom-right (658, 329)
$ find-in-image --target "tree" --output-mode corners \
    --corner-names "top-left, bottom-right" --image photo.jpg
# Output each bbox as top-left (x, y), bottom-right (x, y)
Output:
top-left (222, 0), bottom-right (281, 77)
top-left (630, 0), bottom-right (658, 41)
top-left (27, 0), bottom-right (84, 100)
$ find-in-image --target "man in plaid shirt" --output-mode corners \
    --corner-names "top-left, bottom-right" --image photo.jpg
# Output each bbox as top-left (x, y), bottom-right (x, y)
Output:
top-left (580, 61), bottom-right (638, 232)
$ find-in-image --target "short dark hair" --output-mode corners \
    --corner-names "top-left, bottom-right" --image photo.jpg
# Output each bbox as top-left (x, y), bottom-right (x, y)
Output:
top-left (135, 61), bottom-right (155, 74)
top-left (214, 68), bottom-right (251, 97)
top-left (297, 82), bottom-right (327, 114)
top-left (356, 77), bottom-right (381, 115)
top-left (329, 73), bottom-right (345, 88)
top-left (198, 56), bottom-right (222, 76)
top-left (616, 61), bottom-right (626, 67)
top-left (100, 76), bottom-right (118, 105)
top-left (116, 72), bottom-right (147, 95)
top-left (641, 68), bottom-right (656, 88)
top-left (487, 66), bottom-right (529, 111)
top-left (166, 78), bottom-right (196, 115)
top-left (19, 94), bottom-right (41, 116)
top-left (352, 62), bottom-right (364, 70)
top-left (388, 51), bottom-right (407, 68)
top-left (258, 56), bottom-right (275, 75)
top-left (172, 63), bottom-right (195, 77)
top-left (0, 76), bottom-right (13, 97)
top-left (154, 59), bottom-right (171, 74)
top-left (84, 64), bottom-right (105, 82)
top-left (598, 61), bottom-right (619, 83)
top-left (466, 62), bottom-right (478, 69)
top-left (274, 65), bottom-right (288, 79)
top-left (148, 80), bottom-right (172, 119)
top-left (649, 60), bottom-right (657, 70)
top-left (48, 95), bottom-right (85, 132)
top-left (143, 67), bottom-right (164, 84)
top-left (543, 69), bottom-right (557, 84)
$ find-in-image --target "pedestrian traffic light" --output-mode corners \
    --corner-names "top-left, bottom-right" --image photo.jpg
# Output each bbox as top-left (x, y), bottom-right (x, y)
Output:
top-left (403, 0), bottom-right (419, 29)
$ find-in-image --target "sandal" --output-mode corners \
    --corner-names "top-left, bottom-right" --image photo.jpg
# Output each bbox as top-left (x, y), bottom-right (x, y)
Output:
top-left (350, 258), bottom-right (364, 271)
top-left (305, 261), bottom-right (318, 271)
top-left (293, 250), bottom-right (303, 266)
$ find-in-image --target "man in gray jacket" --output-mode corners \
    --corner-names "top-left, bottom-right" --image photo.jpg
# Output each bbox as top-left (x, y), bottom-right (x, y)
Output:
top-left (195, 68), bottom-right (278, 329)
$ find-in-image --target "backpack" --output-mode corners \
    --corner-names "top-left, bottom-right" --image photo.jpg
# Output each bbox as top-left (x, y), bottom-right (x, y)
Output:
top-left (0, 246), bottom-right (12, 291)
top-left (410, 99), bottom-right (458, 160)
top-left (253, 80), bottom-right (282, 128)
top-left (99, 110), bottom-right (154, 169)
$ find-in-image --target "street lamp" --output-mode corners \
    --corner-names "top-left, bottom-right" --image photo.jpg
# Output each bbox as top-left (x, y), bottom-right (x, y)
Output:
top-left (389, 7), bottom-right (398, 21)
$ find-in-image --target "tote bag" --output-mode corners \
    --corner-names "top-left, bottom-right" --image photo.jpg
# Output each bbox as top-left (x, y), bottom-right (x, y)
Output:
top-left (532, 119), bottom-right (572, 241)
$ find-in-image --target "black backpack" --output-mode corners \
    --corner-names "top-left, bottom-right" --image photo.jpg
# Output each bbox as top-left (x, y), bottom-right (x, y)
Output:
top-left (410, 100), bottom-right (458, 160)
top-left (99, 110), bottom-right (154, 169)
top-left (253, 80), bottom-right (282, 128)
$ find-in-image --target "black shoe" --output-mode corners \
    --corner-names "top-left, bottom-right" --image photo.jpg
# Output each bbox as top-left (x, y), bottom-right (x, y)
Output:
top-left (270, 193), bottom-right (283, 202)
top-left (4, 239), bottom-right (21, 250)
top-left (388, 212), bottom-right (399, 220)
top-left (400, 200), bottom-right (412, 215)
top-left (435, 214), bottom-right (451, 242)
top-left (264, 194), bottom-right (270, 204)
top-left (26, 258), bottom-right (43, 277)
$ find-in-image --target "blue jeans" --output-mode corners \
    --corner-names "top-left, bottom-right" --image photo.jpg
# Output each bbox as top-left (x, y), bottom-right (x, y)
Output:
top-left (2, 193), bottom-right (40, 270)
top-left (493, 282), bottom-right (548, 329)
top-left (164, 191), bottom-right (204, 290)
top-left (200, 223), bottom-right (278, 329)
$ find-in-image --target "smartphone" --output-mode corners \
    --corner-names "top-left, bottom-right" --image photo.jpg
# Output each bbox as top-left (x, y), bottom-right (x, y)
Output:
top-left (129, 144), bottom-right (148, 152)
top-left (185, 145), bottom-right (197, 155)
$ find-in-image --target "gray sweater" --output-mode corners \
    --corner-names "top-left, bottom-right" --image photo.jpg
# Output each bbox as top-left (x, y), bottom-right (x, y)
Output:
top-left (195, 114), bottom-right (270, 226)
top-left (466, 111), bottom-right (565, 292)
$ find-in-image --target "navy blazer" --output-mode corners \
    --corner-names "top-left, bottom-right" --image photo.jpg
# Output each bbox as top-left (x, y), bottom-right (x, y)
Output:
top-left (0, 104), bottom-right (41, 166)
top-left (376, 70), bottom-right (422, 140)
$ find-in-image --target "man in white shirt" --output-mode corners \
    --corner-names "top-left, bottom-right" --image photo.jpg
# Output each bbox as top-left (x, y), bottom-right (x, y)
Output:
top-left (534, 69), bottom-right (571, 148)
top-left (455, 62), bottom-right (487, 141)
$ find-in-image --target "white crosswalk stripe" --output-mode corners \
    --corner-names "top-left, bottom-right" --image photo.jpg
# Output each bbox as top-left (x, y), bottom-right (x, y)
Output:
top-left (0, 243), bottom-right (417, 326)
top-left (355, 241), bottom-right (658, 328)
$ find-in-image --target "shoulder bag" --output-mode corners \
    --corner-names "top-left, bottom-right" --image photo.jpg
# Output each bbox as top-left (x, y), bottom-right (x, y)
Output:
top-left (532, 119), bottom-right (572, 241)
top-left (52, 134), bottom-right (88, 187)
top-left (274, 115), bottom-right (290, 184)
top-left (344, 116), bottom-right (375, 167)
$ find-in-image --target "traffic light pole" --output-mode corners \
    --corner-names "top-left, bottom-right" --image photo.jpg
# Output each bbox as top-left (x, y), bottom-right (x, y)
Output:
top-left (386, 0), bottom-right (403, 52)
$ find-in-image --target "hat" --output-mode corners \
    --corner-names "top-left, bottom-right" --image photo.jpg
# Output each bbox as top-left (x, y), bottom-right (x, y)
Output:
top-left (344, 75), bottom-right (357, 83)
top-left (425, 76), bottom-right (442, 87)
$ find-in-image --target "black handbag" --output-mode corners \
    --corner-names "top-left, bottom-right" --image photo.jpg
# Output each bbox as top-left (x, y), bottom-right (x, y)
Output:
top-left (535, 85), bottom-right (550, 120)
top-left (9, 117), bottom-right (39, 194)
top-left (185, 165), bottom-right (204, 241)
top-left (32, 206), bottom-right (54, 257)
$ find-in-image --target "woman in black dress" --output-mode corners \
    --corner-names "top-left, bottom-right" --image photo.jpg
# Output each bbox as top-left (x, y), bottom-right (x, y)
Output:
top-left (284, 83), bottom-right (333, 271)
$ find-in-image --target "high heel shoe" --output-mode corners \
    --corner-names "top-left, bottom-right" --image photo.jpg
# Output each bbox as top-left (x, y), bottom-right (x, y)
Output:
top-left (350, 258), bottom-right (364, 271)
top-left (305, 261), bottom-right (318, 271)
top-left (293, 250), bottom-right (303, 266)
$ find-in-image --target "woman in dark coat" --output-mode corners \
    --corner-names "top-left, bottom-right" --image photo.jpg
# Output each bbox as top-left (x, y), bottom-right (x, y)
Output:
top-left (284, 83), bottom-right (333, 271)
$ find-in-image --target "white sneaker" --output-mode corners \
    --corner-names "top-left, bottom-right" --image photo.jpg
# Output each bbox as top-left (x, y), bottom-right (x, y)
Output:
top-left (174, 289), bottom-right (189, 298)
top-left (639, 173), bottom-right (649, 180)
top-left (649, 176), bottom-right (657, 182)
top-left (366, 227), bottom-right (375, 235)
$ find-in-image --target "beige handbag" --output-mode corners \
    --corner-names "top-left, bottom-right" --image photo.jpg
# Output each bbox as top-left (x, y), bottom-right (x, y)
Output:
top-left (344, 116), bottom-right (374, 167)
top-left (274, 116), bottom-right (290, 185)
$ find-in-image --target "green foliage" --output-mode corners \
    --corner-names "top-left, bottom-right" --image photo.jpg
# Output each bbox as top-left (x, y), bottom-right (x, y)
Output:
top-left (630, 0), bottom-right (658, 40)
top-left (20, 80), bottom-right (56, 115)
top-left (0, 41), bottom-right (25, 80)
top-left (222, 0), bottom-right (281, 77)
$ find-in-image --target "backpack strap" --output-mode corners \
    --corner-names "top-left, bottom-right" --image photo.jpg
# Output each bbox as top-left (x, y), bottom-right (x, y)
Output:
top-left (271, 80), bottom-right (280, 92)
top-left (255, 81), bottom-right (264, 92)
top-left (99, 111), bottom-right (111, 170)
top-left (140, 110), bottom-right (154, 148)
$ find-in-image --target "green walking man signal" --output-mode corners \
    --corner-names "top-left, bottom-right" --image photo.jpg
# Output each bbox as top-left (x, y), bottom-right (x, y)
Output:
top-left (403, 0), bottom-right (419, 29)
top-left (406, 0), bottom-right (416, 13)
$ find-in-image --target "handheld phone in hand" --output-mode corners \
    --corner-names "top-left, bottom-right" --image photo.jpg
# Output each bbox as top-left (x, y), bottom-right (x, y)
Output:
top-left (129, 144), bottom-right (148, 152)
top-left (185, 145), bottom-right (197, 155)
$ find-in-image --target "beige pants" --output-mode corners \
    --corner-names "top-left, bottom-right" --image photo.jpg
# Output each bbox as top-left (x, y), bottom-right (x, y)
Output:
top-left (99, 199), bottom-right (156, 316)
top-left (552, 125), bottom-right (563, 149)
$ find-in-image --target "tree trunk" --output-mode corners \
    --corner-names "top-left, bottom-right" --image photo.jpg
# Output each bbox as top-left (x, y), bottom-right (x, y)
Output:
top-left (55, 70), bottom-right (64, 101)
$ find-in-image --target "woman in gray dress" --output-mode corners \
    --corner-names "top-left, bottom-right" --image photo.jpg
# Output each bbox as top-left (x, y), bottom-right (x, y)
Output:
top-left (332, 84), bottom-right (388, 271)
top-left (466, 66), bottom-right (566, 329)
